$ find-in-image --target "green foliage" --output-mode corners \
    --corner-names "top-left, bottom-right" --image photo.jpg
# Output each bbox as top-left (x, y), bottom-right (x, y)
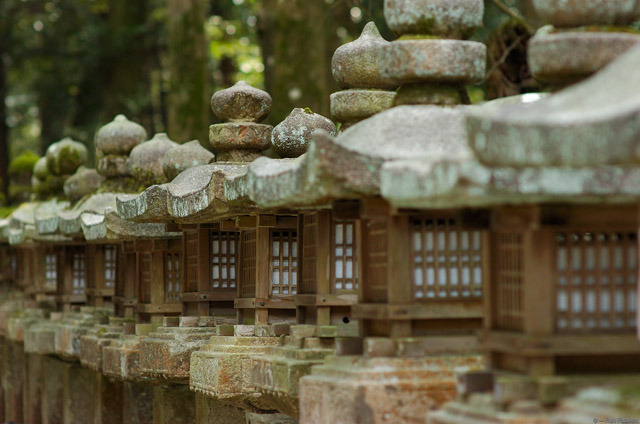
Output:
top-left (206, 10), bottom-right (265, 89)
top-left (0, 206), bottom-right (16, 218)
top-left (8, 151), bottom-right (39, 177)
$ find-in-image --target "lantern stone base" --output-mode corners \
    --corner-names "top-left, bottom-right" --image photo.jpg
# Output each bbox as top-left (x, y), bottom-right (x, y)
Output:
top-left (24, 315), bottom-right (62, 355)
top-left (299, 353), bottom-right (484, 424)
top-left (102, 335), bottom-right (149, 382)
top-left (195, 393), bottom-right (246, 424)
top-left (189, 331), bottom-right (280, 411)
top-left (251, 333), bottom-right (337, 417)
top-left (24, 353), bottom-right (44, 424)
top-left (153, 384), bottom-right (196, 424)
top-left (7, 307), bottom-right (47, 343)
top-left (62, 361), bottom-right (96, 424)
top-left (140, 325), bottom-right (218, 383)
top-left (2, 339), bottom-right (25, 423)
top-left (428, 373), bottom-right (640, 424)
top-left (123, 382), bottom-right (154, 424)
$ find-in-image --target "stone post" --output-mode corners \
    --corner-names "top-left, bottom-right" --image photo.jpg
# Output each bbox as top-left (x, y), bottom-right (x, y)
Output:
top-left (528, 0), bottom-right (640, 86)
top-left (380, 0), bottom-right (486, 106)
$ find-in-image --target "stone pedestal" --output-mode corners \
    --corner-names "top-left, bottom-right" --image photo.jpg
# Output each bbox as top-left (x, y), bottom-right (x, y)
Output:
top-left (3, 340), bottom-right (25, 423)
top-left (123, 382), bottom-right (153, 424)
top-left (79, 317), bottom-right (125, 372)
top-left (189, 329), bottom-right (280, 411)
top-left (153, 385), bottom-right (195, 424)
top-left (7, 308), bottom-right (46, 343)
top-left (245, 412), bottom-right (299, 424)
top-left (195, 394), bottom-right (246, 424)
top-left (299, 354), bottom-right (483, 424)
top-left (25, 313), bottom-right (62, 356)
top-left (42, 356), bottom-right (66, 424)
top-left (94, 372), bottom-right (123, 424)
top-left (428, 374), bottom-right (640, 424)
top-left (102, 335), bottom-right (148, 382)
top-left (63, 362), bottom-right (96, 424)
top-left (140, 324), bottom-right (218, 383)
top-left (251, 332), bottom-right (337, 417)
top-left (25, 353), bottom-right (44, 424)
top-left (56, 307), bottom-right (110, 361)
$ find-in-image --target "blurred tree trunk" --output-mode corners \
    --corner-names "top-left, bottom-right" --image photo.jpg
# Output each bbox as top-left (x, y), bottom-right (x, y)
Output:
top-left (102, 0), bottom-right (156, 133)
top-left (259, 0), bottom-right (346, 124)
top-left (166, 0), bottom-right (210, 144)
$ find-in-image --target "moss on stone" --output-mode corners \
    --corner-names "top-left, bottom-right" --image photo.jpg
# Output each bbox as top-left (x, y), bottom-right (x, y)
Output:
top-left (8, 151), bottom-right (40, 177)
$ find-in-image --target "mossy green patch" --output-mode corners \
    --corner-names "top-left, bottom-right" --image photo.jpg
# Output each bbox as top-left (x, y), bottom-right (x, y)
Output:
top-left (8, 151), bottom-right (40, 177)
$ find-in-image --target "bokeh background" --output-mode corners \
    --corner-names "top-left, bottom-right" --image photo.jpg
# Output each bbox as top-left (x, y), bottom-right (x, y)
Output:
top-left (0, 0), bottom-right (545, 208)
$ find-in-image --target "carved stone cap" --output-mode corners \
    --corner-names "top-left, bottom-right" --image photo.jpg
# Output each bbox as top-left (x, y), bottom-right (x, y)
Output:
top-left (162, 140), bottom-right (215, 181)
top-left (332, 22), bottom-right (396, 90)
top-left (128, 133), bottom-right (179, 186)
top-left (63, 166), bottom-right (104, 203)
top-left (271, 108), bottom-right (337, 158)
top-left (45, 137), bottom-right (88, 176)
top-left (95, 114), bottom-right (148, 156)
top-left (384, 0), bottom-right (484, 38)
top-left (211, 81), bottom-right (272, 123)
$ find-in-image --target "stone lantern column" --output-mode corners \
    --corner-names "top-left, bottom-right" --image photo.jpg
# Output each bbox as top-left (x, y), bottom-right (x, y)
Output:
top-left (380, 0), bottom-right (486, 106)
top-left (528, 0), bottom-right (640, 87)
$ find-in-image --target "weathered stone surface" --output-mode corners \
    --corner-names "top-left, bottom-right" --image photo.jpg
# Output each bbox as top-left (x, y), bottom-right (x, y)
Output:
top-left (532, 0), bottom-right (640, 27)
top-left (189, 335), bottom-right (280, 409)
top-left (330, 90), bottom-right (396, 123)
top-left (162, 140), bottom-right (215, 181)
top-left (384, 0), bottom-right (484, 38)
top-left (58, 192), bottom-right (118, 236)
top-left (153, 385), bottom-right (195, 424)
top-left (63, 363), bottom-right (96, 424)
top-left (332, 22), bottom-right (396, 90)
top-left (251, 336), bottom-right (335, 417)
top-left (272, 108), bottom-right (337, 158)
top-left (97, 154), bottom-right (130, 178)
top-left (102, 335), bottom-right (147, 382)
top-left (128, 133), bottom-right (179, 186)
top-left (80, 325), bottom-right (123, 372)
top-left (196, 394), bottom-right (246, 424)
top-left (552, 385), bottom-right (640, 424)
top-left (245, 412), bottom-right (299, 424)
top-left (45, 137), bottom-right (88, 176)
top-left (380, 39), bottom-right (486, 85)
top-left (211, 81), bottom-right (272, 123)
top-left (394, 83), bottom-right (463, 106)
top-left (529, 29), bottom-right (640, 83)
top-left (95, 114), bottom-right (148, 155)
top-left (123, 382), bottom-right (153, 424)
top-left (139, 326), bottom-right (217, 383)
top-left (63, 166), bottom-right (104, 203)
top-left (34, 198), bottom-right (69, 235)
top-left (209, 123), bottom-right (272, 156)
top-left (467, 44), bottom-right (640, 167)
top-left (300, 355), bottom-right (483, 424)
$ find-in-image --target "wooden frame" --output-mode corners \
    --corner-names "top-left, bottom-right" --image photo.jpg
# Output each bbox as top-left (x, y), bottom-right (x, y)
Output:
top-left (84, 244), bottom-right (118, 307)
top-left (484, 205), bottom-right (640, 376)
top-left (180, 226), bottom-right (238, 317)
top-left (56, 245), bottom-right (88, 312)
top-left (234, 214), bottom-right (297, 325)
top-left (295, 210), bottom-right (359, 326)
top-left (355, 199), bottom-right (489, 342)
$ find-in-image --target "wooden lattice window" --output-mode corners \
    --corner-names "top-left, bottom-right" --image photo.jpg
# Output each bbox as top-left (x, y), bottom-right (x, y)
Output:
top-left (165, 252), bottom-right (181, 302)
top-left (185, 230), bottom-right (198, 292)
top-left (138, 252), bottom-right (152, 303)
top-left (104, 246), bottom-right (117, 288)
top-left (211, 232), bottom-right (238, 289)
top-left (271, 231), bottom-right (297, 296)
top-left (333, 219), bottom-right (358, 293)
top-left (301, 214), bottom-right (317, 294)
top-left (45, 253), bottom-right (57, 287)
top-left (72, 250), bottom-right (86, 295)
top-left (495, 232), bottom-right (524, 331)
top-left (555, 231), bottom-right (637, 333)
top-left (241, 230), bottom-right (257, 298)
top-left (366, 220), bottom-right (388, 303)
top-left (411, 218), bottom-right (484, 301)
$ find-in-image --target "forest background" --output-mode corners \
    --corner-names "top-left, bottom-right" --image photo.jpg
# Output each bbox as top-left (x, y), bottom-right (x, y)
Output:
top-left (0, 0), bottom-right (541, 209)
